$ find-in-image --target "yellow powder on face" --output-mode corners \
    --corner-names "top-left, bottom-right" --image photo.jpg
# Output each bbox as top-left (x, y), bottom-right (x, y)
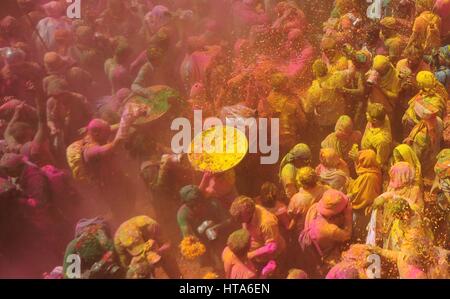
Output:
top-left (179, 236), bottom-right (206, 260)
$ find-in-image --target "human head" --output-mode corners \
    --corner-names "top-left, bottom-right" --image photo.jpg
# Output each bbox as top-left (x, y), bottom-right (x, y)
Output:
top-left (335, 115), bottom-right (354, 140)
top-left (389, 162), bottom-right (415, 190)
top-left (372, 55), bottom-right (391, 76)
top-left (229, 196), bottom-right (256, 224)
top-left (415, 0), bottom-right (435, 14)
top-left (87, 119), bottom-right (111, 145)
top-left (319, 148), bottom-right (341, 169)
top-left (0, 16), bottom-right (19, 38)
top-left (179, 185), bottom-right (204, 211)
top-left (46, 77), bottom-right (70, 98)
top-left (270, 72), bottom-right (289, 91)
top-left (42, 1), bottom-right (65, 18)
top-left (403, 45), bottom-right (423, 70)
top-left (17, 0), bottom-right (34, 12)
top-left (416, 71), bottom-right (436, 92)
top-left (227, 229), bottom-right (251, 258)
top-left (296, 166), bottom-right (318, 189)
top-left (286, 143), bottom-right (312, 168)
top-left (393, 144), bottom-right (414, 164)
top-left (379, 17), bottom-right (396, 38)
top-left (66, 67), bottom-right (92, 93)
top-left (312, 59), bottom-right (328, 78)
top-left (321, 37), bottom-right (337, 59)
top-left (317, 189), bottom-right (349, 218)
top-left (113, 38), bottom-right (131, 63)
top-left (75, 26), bottom-right (94, 46)
top-left (43, 52), bottom-right (65, 74)
top-left (9, 122), bottom-right (34, 145)
top-left (146, 46), bottom-right (164, 65)
top-left (108, 0), bottom-right (125, 15)
top-left (259, 182), bottom-right (279, 208)
top-left (356, 150), bottom-right (379, 172)
top-left (0, 153), bottom-right (26, 177)
top-left (366, 103), bottom-right (386, 127)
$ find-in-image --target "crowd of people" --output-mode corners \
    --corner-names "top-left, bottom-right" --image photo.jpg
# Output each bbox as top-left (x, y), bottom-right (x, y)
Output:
top-left (0, 0), bottom-right (449, 279)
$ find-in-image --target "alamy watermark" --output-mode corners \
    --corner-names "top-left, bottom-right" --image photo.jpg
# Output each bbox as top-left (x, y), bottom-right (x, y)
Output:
top-left (66, 0), bottom-right (81, 19)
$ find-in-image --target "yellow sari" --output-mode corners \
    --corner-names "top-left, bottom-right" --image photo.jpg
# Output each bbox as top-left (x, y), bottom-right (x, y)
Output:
top-left (347, 150), bottom-right (382, 213)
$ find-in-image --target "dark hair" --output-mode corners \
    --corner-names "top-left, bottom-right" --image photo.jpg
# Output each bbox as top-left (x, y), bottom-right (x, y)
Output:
top-left (229, 196), bottom-right (256, 219)
top-left (227, 229), bottom-right (251, 258)
top-left (260, 182), bottom-right (279, 208)
top-left (9, 122), bottom-right (33, 143)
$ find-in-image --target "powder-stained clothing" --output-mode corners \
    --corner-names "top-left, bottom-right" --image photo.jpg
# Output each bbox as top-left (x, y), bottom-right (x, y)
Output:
top-left (245, 205), bottom-right (286, 262)
top-left (222, 246), bottom-right (257, 279)
top-left (132, 62), bottom-right (155, 98)
top-left (177, 199), bottom-right (229, 238)
top-left (407, 117), bottom-right (444, 179)
top-left (361, 117), bottom-right (393, 167)
top-left (301, 201), bottom-right (352, 256)
top-left (347, 150), bottom-right (382, 212)
top-left (114, 216), bottom-right (163, 269)
top-left (403, 89), bottom-right (446, 128)
top-left (63, 224), bottom-right (115, 277)
top-left (288, 184), bottom-right (330, 234)
top-left (321, 131), bottom-right (362, 162)
top-left (408, 11), bottom-right (441, 54)
top-left (307, 70), bottom-right (350, 127)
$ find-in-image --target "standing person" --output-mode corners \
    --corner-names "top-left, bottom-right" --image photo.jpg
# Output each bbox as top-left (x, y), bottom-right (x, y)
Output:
top-left (367, 55), bottom-right (401, 123)
top-left (255, 182), bottom-right (290, 233)
top-left (404, 99), bottom-right (443, 182)
top-left (288, 167), bottom-right (330, 238)
top-left (63, 218), bottom-right (122, 279)
top-left (306, 59), bottom-right (351, 139)
top-left (372, 162), bottom-right (425, 251)
top-left (67, 109), bottom-right (139, 221)
top-left (0, 153), bottom-right (63, 274)
top-left (321, 115), bottom-right (362, 170)
top-left (114, 215), bottom-right (181, 279)
top-left (222, 229), bottom-right (277, 279)
top-left (405, 0), bottom-right (441, 55)
top-left (379, 17), bottom-right (408, 65)
top-left (315, 148), bottom-right (350, 193)
top-left (279, 143), bottom-right (312, 200)
top-left (402, 71), bottom-right (447, 135)
top-left (347, 150), bottom-right (382, 243)
top-left (266, 72), bottom-right (307, 157)
top-left (360, 103), bottom-right (393, 172)
top-left (299, 189), bottom-right (353, 278)
top-left (177, 185), bottom-right (233, 271)
top-left (46, 77), bottom-right (91, 162)
top-left (372, 228), bottom-right (448, 279)
top-left (34, 1), bottom-right (72, 56)
top-left (229, 196), bottom-right (286, 271)
top-left (376, 162), bottom-right (424, 213)
top-left (391, 144), bottom-right (423, 186)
